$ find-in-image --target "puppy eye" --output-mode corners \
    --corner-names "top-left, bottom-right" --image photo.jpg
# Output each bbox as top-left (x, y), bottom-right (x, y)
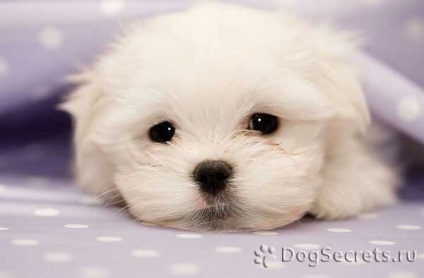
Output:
top-left (149, 121), bottom-right (175, 143)
top-left (248, 113), bottom-right (278, 134)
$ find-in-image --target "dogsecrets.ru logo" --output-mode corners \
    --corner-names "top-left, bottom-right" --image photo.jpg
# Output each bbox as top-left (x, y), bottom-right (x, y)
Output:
top-left (254, 244), bottom-right (417, 268)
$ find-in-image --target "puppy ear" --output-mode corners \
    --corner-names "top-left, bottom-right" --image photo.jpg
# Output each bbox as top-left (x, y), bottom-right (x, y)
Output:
top-left (300, 25), bottom-right (369, 135)
top-left (60, 72), bottom-right (104, 142)
top-left (61, 72), bottom-right (116, 197)
top-left (313, 56), bottom-right (370, 135)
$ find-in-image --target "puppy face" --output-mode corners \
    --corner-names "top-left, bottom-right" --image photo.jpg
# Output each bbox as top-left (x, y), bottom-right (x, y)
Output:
top-left (108, 73), bottom-right (328, 231)
top-left (65, 4), bottom-right (368, 231)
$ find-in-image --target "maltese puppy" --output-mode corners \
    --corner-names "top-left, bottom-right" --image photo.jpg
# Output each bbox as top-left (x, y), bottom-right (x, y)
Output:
top-left (62, 3), bottom-right (399, 231)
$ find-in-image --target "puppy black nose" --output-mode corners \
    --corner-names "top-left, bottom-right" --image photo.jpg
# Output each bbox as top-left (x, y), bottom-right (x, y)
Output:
top-left (193, 160), bottom-right (232, 196)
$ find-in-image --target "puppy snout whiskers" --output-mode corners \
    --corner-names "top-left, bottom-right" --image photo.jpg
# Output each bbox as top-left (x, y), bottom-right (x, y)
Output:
top-left (193, 160), bottom-right (232, 196)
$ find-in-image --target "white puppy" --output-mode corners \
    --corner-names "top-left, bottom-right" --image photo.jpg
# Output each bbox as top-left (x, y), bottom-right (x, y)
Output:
top-left (62, 3), bottom-right (399, 231)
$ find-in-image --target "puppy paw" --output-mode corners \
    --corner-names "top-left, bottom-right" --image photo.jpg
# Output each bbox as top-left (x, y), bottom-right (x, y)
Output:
top-left (311, 140), bottom-right (400, 220)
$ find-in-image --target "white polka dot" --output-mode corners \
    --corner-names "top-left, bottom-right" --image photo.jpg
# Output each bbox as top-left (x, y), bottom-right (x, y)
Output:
top-left (253, 231), bottom-right (279, 236)
top-left (404, 17), bottom-right (424, 41)
top-left (176, 233), bottom-right (202, 239)
top-left (294, 243), bottom-right (320, 250)
top-left (215, 246), bottom-right (242, 253)
top-left (11, 239), bottom-right (39, 247)
top-left (397, 96), bottom-right (421, 122)
top-left (131, 249), bottom-right (160, 258)
top-left (64, 224), bottom-right (89, 229)
top-left (396, 224), bottom-right (421, 231)
top-left (43, 252), bottom-right (73, 263)
top-left (39, 26), bottom-right (63, 49)
top-left (79, 267), bottom-right (110, 278)
top-left (96, 236), bottom-right (122, 242)
top-left (389, 271), bottom-right (418, 278)
top-left (358, 212), bottom-right (379, 219)
top-left (0, 227), bottom-right (9, 231)
top-left (100, 0), bottom-right (125, 16)
top-left (169, 263), bottom-right (201, 275)
top-left (263, 260), bottom-right (285, 269)
top-left (0, 57), bottom-right (9, 78)
top-left (34, 208), bottom-right (59, 217)
top-left (326, 228), bottom-right (351, 233)
top-left (0, 271), bottom-right (15, 278)
top-left (370, 240), bottom-right (395, 246)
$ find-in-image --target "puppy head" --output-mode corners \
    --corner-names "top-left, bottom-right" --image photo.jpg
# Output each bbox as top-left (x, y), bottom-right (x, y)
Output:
top-left (64, 3), bottom-right (369, 231)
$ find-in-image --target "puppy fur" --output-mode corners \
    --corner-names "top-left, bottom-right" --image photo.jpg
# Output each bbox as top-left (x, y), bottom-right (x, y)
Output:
top-left (62, 3), bottom-right (399, 231)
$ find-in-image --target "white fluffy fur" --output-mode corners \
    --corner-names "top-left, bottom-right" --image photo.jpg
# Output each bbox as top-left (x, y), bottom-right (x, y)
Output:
top-left (62, 3), bottom-right (399, 231)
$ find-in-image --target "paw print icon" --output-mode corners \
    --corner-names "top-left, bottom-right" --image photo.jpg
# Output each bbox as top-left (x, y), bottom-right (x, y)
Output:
top-left (254, 244), bottom-right (277, 268)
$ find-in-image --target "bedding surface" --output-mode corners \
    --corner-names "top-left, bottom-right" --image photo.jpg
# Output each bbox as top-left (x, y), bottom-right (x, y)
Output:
top-left (0, 171), bottom-right (423, 278)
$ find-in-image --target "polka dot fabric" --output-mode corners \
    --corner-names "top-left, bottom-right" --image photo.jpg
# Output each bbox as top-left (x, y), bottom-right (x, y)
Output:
top-left (0, 0), bottom-right (422, 143)
top-left (0, 178), bottom-right (423, 277)
top-left (0, 0), bottom-right (423, 277)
